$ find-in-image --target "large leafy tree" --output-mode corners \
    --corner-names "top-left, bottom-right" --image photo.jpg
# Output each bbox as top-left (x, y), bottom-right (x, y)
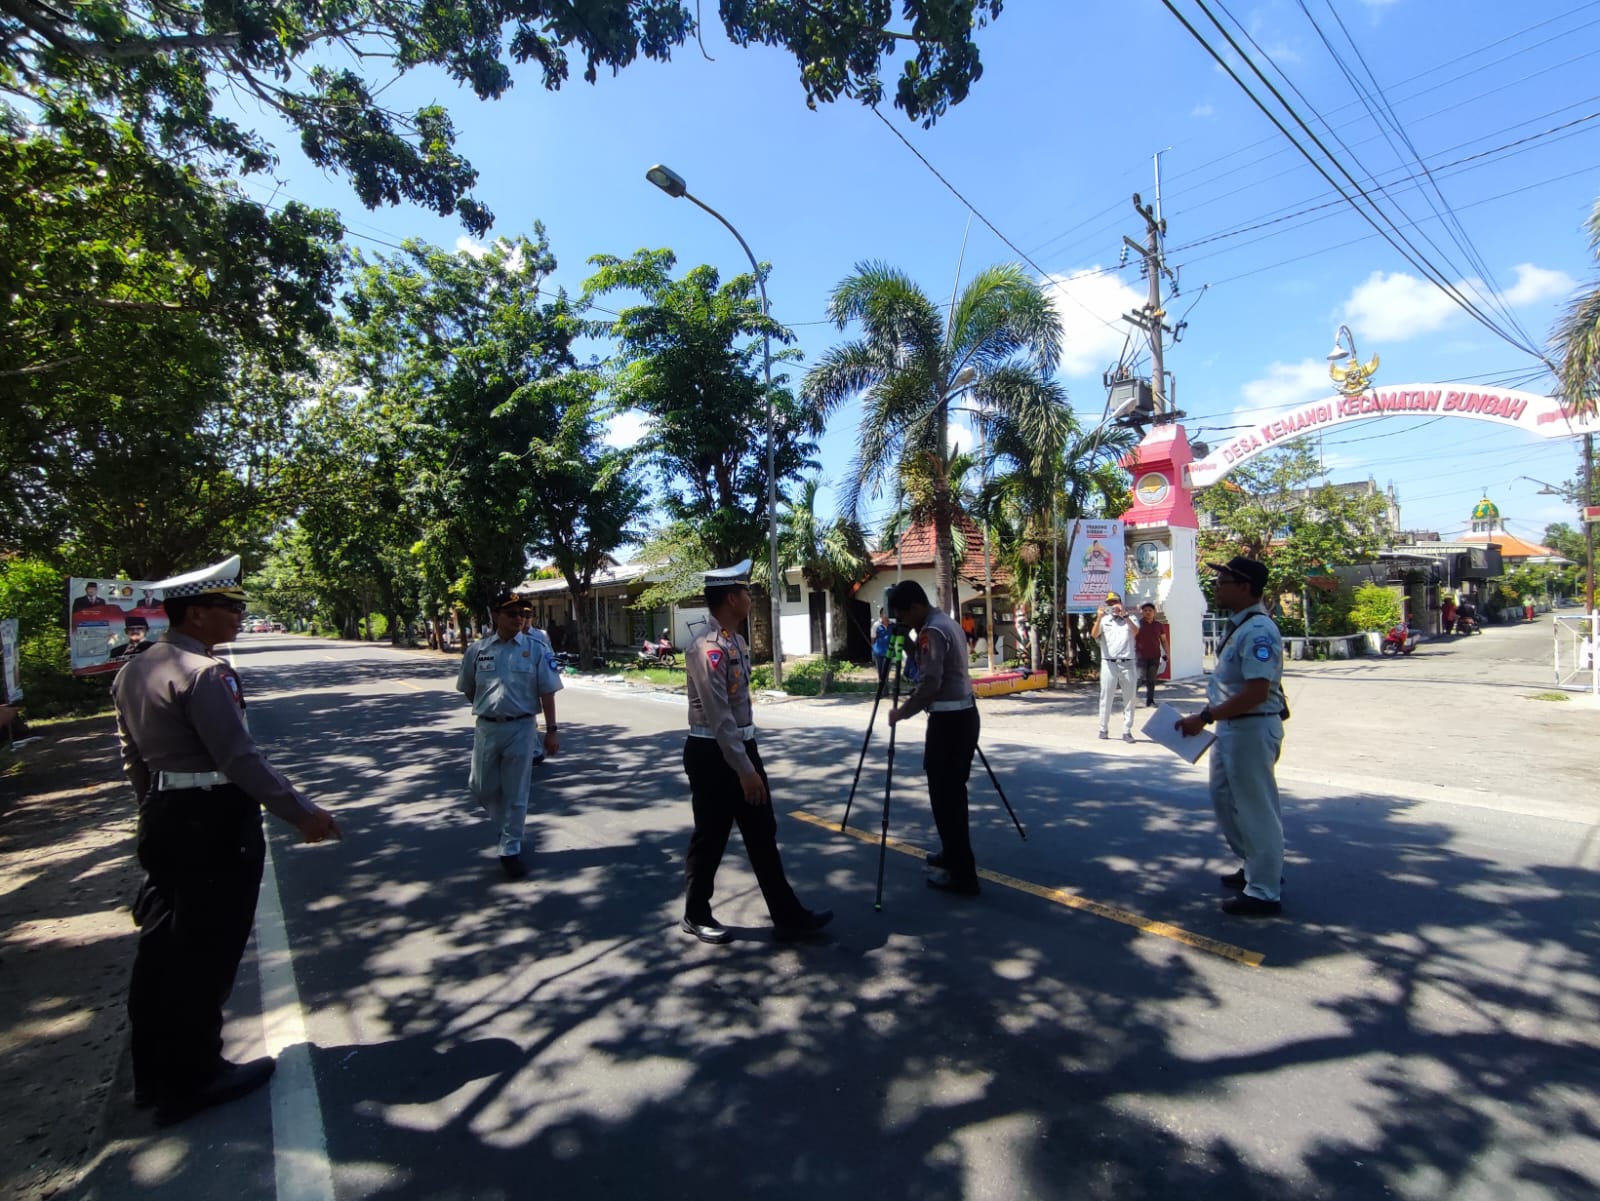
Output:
top-left (1195, 446), bottom-right (1394, 607)
top-left (339, 230), bottom-right (582, 620)
top-left (778, 477), bottom-right (871, 658)
top-left (2, 0), bottom-right (1005, 239)
top-left (520, 371), bottom-right (649, 664)
top-left (584, 248), bottom-right (820, 656)
top-left (803, 261), bottom-right (1070, 615)
top-left (0, 117), bottom-right (342, 568)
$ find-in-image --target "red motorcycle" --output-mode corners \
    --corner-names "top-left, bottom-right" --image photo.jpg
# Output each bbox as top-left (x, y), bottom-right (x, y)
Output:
top-left (636, 634), bottom-right (678, 667)
top-left (1380, 622), bottom-right (1418, 656)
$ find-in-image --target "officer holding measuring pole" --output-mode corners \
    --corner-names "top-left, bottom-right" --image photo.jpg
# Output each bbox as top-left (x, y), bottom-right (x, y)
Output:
top-left (885, 580), bottom-right (981, 897)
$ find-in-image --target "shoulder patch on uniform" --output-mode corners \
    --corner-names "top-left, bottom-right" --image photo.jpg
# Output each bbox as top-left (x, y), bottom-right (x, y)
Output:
top-left (706, 648), bottom-right (723, 670)
top-left (1251, 635), bottom-right (1274, 662)
top-left (546, 653), bottom-right (560, 671)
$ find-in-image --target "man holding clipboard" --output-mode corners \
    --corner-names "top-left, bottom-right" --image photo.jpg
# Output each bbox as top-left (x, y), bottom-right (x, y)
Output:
top-left (1176, 556), bottom-right (1288, 918)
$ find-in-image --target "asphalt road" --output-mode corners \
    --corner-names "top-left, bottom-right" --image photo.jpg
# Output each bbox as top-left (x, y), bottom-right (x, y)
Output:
top-left (78, 622), bottom-right (1600, 1201)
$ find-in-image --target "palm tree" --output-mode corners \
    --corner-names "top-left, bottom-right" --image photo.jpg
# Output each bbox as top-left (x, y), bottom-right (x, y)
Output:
top-left (981, 410), bottom-right (1135, 668)
top-left (1552, 197), bottom-right (1600, 415)
top-left (803, 262), bottom-right (1069, 614)
top-left (777, 477), bottom-right (872, 657)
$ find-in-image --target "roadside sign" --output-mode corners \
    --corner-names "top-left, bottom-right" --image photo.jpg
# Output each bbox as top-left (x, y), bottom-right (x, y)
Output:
top-left (1585, 505), bottom-right (1600, 523)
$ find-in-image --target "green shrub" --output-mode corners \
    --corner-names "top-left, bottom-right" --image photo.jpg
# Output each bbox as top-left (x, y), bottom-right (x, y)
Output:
top-left (1307, 588), bottom-right (1355, 637)
top-left (1349, 584), bottom-right (1401, 632)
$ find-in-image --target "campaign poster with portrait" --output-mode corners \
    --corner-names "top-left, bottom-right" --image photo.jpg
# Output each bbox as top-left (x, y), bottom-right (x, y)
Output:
top-left (67, 577), bottom-right (169, 675)
top-left (1064, 519), bottom-right (1126, 612)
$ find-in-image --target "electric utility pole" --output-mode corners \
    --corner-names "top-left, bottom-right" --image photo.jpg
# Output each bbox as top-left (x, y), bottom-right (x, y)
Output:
top-left (1114, 155), bottom-right (1185, 422)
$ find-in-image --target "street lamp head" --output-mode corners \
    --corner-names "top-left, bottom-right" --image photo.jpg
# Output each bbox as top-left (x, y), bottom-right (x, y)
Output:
top-left (645, 163), bottom-right (687, 198)
top-left (1326, 323), bottom-right (1356, 363)
top-left (951, 366), bottom-right (978, 391)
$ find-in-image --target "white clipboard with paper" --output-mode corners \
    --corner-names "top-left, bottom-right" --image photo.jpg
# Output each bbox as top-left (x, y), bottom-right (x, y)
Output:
top-left (1141, 702), bottom-right (1215, 764)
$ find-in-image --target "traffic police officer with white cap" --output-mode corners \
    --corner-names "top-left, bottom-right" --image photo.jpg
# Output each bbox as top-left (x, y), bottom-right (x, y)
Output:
top-left (458, 590), bottom-right (563, 879)
top-left (112, 555), bottom-right (340, 1126)
top-left (1177, 555), bottom-right (1288, 917)
top-left (680, 560), bottom-right (831, 944)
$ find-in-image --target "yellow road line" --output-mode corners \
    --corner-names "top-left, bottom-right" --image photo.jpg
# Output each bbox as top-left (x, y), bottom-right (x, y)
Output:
top-left (396, 681), bottom-right (423, 692)
top-left (788, 808), bottom-right (1264, 968)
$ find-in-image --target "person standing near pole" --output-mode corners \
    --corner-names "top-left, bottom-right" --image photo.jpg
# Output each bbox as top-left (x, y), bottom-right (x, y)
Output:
top-left (1177, 556), bottom-right (1287, 918)
top-left (458, 591), bottom-right (562, 880)
top-left (1134, 602), bottom-right (1170, 707)
top-left (112, 556), bottom-right (340, 1126)
top-left (1093, 592), bottom-right (1140, 741)
top-left (885, 580), bottom-right (981, 897)
top-left (681, 561), bottom-right (832, 944)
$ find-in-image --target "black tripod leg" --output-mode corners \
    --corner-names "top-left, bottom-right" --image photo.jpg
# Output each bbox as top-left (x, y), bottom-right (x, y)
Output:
top-left (974, 744), bottom-right (1027, 841)
top-left (841, 668), bottom-right (890, 831)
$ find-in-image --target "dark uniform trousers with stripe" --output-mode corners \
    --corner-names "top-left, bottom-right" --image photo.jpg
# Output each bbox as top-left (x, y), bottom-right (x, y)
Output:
top-left (129, 784), bottom-right (265, 1095)
top-left (925, 707), bottom-right (981, 883)
top-left (682, 738), bottom-right (806, 926)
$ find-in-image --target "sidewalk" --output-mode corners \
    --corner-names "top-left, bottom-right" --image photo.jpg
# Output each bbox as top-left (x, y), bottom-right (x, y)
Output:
top-left (0, 716), bottom-right (140, 1201)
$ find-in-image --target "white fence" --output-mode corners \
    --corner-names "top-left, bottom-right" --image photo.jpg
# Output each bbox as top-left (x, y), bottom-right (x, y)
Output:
top-left (1552, 613), bottom-right (1599, 695)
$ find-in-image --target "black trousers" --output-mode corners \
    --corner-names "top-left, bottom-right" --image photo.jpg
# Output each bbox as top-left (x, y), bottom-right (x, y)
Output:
top-left (1138, 657), bottom-right (1161, 701)
top-left (925, 707), bottom-right (980, 882)
top-left (683, 738), bottom-right (805, 925)
top-left (128, 785), bottom-right (265, 1095)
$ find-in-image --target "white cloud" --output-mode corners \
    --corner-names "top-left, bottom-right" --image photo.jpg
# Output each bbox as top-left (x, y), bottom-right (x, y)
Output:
top-left (1039, 268), bottom-right (1144, 379)
top-left (1342, 270), bottom-right (1462, 341)
top-left (603, 410), bottom-right (649, 449)
top-left (1191, 103), bottom-right (1215, 119)
top-left (455, 235), bottom-right (489, 259)
top-left (1503, 262), bottom-right (1575, 306)
top-left (1342, 263), bottom-right (1577, 344)
top-left (1237, 358), bottom-right (1334, 427)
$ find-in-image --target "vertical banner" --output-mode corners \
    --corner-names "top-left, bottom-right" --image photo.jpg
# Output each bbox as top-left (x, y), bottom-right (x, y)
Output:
top-left (1, 618), bottom-right (20, 702)
top-left (1065, 519), bottom-right (1126, 612)
top-left (67, 577), bottom-right (170, 676)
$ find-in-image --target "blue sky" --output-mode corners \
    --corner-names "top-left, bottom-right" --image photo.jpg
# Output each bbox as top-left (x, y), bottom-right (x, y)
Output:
top-left (231, 1), bottom-right (1600, 547)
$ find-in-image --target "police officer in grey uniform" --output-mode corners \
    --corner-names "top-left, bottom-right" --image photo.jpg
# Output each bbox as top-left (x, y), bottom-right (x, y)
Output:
top-left (458, 590), bottom-right (563, 879)
top-left (681, 561), bottom-right (832, 944)
top-left (113, 556), bottom-right (340, 1126)
top-left (1178, 556), bottom-right (1287, 917)
top-left (885, 579), bottom-right (982, 897)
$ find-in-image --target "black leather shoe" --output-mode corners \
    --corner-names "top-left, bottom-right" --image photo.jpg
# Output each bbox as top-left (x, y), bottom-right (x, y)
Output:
top-left (499, 854), bottom-right (527, 880)
top-left (1221, 894), bottom-right (1282, 918)
top-left (1122, 732), bottom-right (1135, 742)
top-left (926, 870), bottom-right (981, 897)
top-left (680, 915), bottom-right (732, 944)
top-left (925, 851), bottom-right (946, 869)
top-left (773, 908), bottom-right (834, 942)
top-left (154, 1057), bottom-right (275, 1127)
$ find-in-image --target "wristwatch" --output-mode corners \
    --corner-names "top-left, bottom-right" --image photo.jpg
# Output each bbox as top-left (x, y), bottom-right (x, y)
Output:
top-left (1198, 707), bottom-right (1215, 725)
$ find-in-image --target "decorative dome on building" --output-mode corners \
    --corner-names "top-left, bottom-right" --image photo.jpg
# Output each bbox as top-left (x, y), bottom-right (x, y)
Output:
top-left (1469, 495), bottom-right (1502, 534)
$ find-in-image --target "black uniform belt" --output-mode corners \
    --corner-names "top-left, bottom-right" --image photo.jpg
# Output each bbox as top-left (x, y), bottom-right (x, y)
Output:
top-left (1106, 658), bottom-right (1132, 663)
top-left (478, 713), bottom-right (533, 723)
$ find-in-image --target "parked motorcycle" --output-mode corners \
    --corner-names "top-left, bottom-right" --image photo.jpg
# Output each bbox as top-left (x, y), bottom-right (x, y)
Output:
top-left (1380, 622), bottom-right (1419, 656)
top-left (636, 636), bottom-right (679, 668)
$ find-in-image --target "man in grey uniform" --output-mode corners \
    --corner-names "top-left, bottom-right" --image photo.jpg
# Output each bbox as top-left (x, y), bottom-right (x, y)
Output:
top-left (458, 590), bottom-right (563, 879)
top-left (1178, 556), bottom-right (1288, 917)
top-left (681, 561), bottom-right (831, 944)
top-left (113, 556), bottom-right (340, 1126)
top-left (886, 579), bottom-right (982, 897)
top-left (1092, 591), bottom-right (1140, 741)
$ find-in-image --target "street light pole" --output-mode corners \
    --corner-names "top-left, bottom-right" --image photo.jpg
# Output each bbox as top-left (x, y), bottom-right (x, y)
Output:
top-left (646, 164), bottom-right (783, 686)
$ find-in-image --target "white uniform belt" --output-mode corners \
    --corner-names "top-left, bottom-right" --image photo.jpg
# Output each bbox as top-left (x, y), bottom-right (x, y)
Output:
top-left (929, 698), bottom-right (975, 712)
top-left (157, 770), bottom-right (229, 790)
top-left (689, 724), bottom-right (757, 740)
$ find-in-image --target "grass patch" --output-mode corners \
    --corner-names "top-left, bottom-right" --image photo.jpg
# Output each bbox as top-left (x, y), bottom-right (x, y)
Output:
top-left (1525, 691), bottom-right (1571, 702)
top-left (624, 666), bottom-right (685, 686)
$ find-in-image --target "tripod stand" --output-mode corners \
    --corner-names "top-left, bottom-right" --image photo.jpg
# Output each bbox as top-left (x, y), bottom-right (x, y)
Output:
top-left (841, 631), bottom-right (1027, 910)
